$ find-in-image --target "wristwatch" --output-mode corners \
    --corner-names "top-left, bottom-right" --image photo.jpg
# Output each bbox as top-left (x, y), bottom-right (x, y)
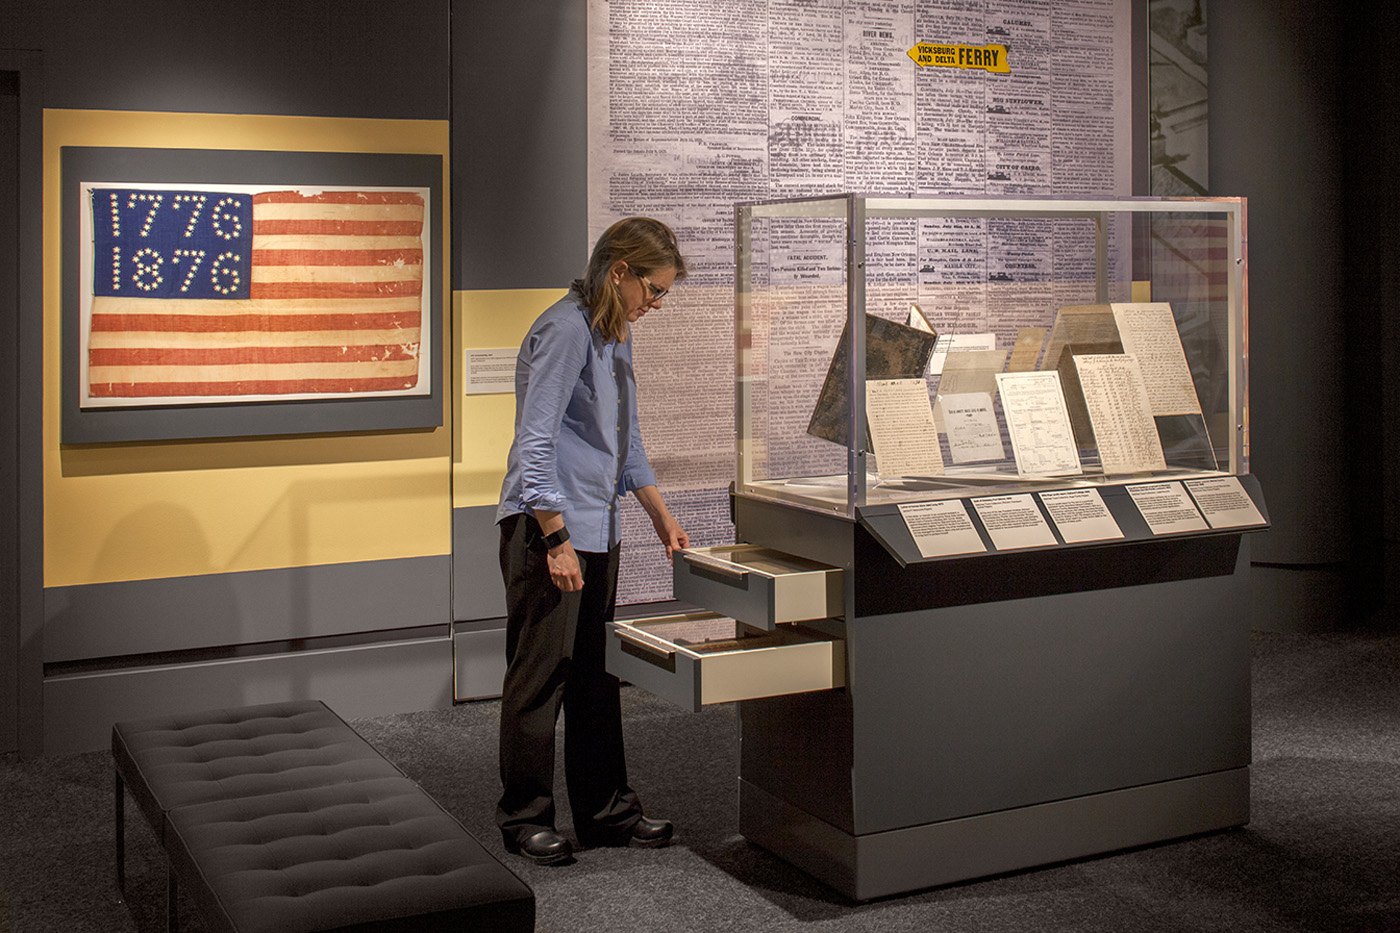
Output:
top-left (542, 526), bottom-right (570, 550)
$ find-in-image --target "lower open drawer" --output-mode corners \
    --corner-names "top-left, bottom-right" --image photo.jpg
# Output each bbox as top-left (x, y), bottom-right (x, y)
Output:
top-left (606, 612), bottom-right (845, 713)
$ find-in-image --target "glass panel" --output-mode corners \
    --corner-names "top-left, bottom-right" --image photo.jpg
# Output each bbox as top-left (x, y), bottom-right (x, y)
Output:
top-left (736, 197), bottom-right (1247, 516)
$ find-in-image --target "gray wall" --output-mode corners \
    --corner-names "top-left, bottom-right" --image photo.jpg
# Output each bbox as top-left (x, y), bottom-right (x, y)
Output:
top-left (1212, 0), bottom-right (1397, 629)
top-left (452, 0), bottom-right (588, 290)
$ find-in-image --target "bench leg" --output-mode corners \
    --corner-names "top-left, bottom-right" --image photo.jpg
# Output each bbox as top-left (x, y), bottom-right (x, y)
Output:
top-left (167, 861), bottom-right (179, 933)
top-left (115, 771), bottom-right (125, 895)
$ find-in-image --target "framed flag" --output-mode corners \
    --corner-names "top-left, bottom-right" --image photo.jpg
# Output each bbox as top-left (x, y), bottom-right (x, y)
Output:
top-left (61, 146), bottom-right (444, 443)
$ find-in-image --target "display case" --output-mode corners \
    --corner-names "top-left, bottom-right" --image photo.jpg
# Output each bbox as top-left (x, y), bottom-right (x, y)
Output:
top-left (607, 195), bottom-right (1267, 901)
top-left (735, 194), bottom-right (1255, 543)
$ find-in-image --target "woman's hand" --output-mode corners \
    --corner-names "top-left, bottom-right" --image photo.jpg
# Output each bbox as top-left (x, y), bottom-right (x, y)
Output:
top-left (653, 513), bottom-right (689, 560)
top-left (547, 540), bottom-right (585, 592)
top-left (634, 484), bottom-right (689, 559)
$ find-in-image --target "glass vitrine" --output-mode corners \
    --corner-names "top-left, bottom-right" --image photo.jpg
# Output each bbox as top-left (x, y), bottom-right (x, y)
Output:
top-left (735, 194), bottom-right (1248, 519)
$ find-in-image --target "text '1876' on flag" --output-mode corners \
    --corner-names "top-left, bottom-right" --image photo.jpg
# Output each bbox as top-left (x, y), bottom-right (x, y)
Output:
top-left (86, 187), bottom-right (427, 402)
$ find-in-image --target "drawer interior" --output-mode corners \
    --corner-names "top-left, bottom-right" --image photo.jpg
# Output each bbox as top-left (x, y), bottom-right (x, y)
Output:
top-left (684, 544), bottom-right (837, 577)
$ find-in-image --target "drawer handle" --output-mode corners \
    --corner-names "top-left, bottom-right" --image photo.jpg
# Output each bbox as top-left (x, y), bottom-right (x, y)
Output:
top-left (616, 629), bottom-right (677, 673)
top-left (682, 552), bottom-right (750, 587)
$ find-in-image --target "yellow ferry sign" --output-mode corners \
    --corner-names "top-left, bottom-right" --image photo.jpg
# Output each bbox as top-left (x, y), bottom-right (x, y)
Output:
top-left (908, 42), bottom-right (1010, 73)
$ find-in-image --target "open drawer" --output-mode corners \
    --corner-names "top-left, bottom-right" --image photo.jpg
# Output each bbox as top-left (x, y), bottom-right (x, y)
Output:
top-left (607, 612), bottom-right (845, 712)
top-left (672, 545), bottom-right (844, 631)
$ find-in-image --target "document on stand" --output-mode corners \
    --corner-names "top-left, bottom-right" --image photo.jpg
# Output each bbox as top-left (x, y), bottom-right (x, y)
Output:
top-left (1126, 481), bottom-right (1208, 534)
top-left (970, 494), bottom-right (1057, 550)
top-left (940, 392), bottom-right (1005, 464)
top-left (1110, 302), bottom-right (1202, 415)
top-left (866, 378), bottom-right (944, 477)
top-left (1184, 476), bottom-right (1266, 528)
top-left (1041, 305), bottom-right (1120, 376)
top-left (1008, 327), bottom-right (1048, 372)
top-left (1039, 488), bottom-right (1124, 543)
top-left (995, 370), bottom-right (1081, 476)
top-left (929, 333), bottom-right (996, 376)
top-left (1074, 354), bottom-right (1166, 475)
top-left (934, 347), bottom-right (1006, 431)
top-left (898, 500), bottom-right (987, 559)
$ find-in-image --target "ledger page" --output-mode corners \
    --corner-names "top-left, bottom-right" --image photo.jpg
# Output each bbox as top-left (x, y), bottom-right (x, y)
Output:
top-left (1073, 354), bottom-right (1166, 475)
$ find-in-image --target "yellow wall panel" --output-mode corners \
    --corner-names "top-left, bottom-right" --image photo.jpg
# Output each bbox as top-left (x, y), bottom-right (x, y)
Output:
top-left (44, 109), bottom-right (453, 587)
top-left (453, 288), bottom-right (566, 508)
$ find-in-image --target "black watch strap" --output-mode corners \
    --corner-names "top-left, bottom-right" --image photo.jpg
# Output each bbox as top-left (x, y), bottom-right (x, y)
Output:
top-left (542, 526), bottom-right (570, 550)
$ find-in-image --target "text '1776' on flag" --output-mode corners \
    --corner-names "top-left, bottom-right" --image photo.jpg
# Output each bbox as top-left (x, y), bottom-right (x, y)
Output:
top-left (85, 186), bottom-right (429, 403)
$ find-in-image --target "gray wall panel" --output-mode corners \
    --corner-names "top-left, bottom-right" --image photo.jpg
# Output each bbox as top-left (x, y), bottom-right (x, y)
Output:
top-left (453, 505), bottom-right (507, 622)
top-left (845, 545), bottom-right (1252, 835)
top-left (23, 0), bottom-right (450, 119)
top-left (453, 625), bottom-right (506, 701)
top-left (43, 634), bottom-right (454, 756)
top-left (44, 555), bottom-right (451, 663)
top-left (452, 0), bottom-right (587, 289)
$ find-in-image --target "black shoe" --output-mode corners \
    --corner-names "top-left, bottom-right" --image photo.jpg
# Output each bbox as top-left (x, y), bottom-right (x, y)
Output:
top-left (628, 816), bottom-right (674, 848)
top-left (580, 816), bottom-right (674, 849)
top-left (505, 829), bottom-right (574, 865)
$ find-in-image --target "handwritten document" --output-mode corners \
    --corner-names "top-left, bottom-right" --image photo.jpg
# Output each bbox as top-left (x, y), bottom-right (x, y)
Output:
top-left (866, 378), bottom-right (944, 477)
top-left (971, 494), bottom-right (1057, 550)
top-left (1074, 354), bottom-right (1166, 475)
top-left (1184, 476), bottom-right (1266, 528)
top-left (1126, 482), bottom-right (1208, 534)
top-left (898, 500), bottom-right (986, 559)
top-left (995, 370), bottom-right (1082, 476)
top-left (1111, 302), bottom-right (1201, 415)
top-left (1039, 488), bottom-right (1124, 543)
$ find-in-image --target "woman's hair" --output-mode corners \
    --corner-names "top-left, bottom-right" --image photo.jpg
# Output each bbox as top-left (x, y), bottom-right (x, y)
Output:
top-left (572, 217), bottom-right (687, 342)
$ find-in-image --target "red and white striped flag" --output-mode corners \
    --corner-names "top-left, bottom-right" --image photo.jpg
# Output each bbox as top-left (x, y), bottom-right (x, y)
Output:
top-left (85, 187), bottom-right (428, 403)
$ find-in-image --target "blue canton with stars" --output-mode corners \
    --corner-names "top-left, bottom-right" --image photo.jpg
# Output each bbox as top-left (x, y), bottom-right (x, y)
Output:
top-left (92, 188), bottom-right (252, 300)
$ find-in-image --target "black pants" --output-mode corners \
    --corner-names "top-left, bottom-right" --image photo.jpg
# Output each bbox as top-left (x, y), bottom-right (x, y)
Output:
top-left (495, 513), bottom-right (641, 846)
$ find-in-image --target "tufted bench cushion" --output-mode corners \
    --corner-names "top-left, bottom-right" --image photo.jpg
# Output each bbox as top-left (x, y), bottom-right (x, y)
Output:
top-left (165, 777), bottom-right (534, 933)
top-left (113, 700), bottom-right (534, 932)
top-left (113, 700), bottom-right (404, 844)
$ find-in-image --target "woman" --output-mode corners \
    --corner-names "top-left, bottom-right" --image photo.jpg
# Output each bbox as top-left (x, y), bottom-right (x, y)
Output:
top-left (495, 217), bottom-right (690, 865)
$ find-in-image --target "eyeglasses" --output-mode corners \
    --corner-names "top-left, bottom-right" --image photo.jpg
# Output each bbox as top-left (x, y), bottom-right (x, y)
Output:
top-left (625, 264), bottom-right (669, 304)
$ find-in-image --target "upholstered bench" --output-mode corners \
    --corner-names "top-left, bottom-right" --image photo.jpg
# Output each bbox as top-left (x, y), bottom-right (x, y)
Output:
top-left (113, 700), bottom-right (534, 932)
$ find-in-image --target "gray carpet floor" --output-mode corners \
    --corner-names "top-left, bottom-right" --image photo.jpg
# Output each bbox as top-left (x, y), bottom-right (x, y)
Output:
top-left (1, 629), bottom-right (1397, 933)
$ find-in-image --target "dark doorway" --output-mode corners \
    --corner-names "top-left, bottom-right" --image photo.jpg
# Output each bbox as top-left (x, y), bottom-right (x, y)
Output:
top-left (1, 67), bottom-right (21, 752)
